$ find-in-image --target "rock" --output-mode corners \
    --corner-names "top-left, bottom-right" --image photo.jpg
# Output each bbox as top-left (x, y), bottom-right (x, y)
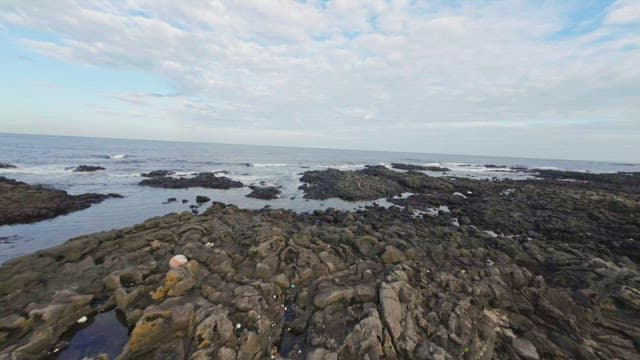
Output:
top-left (196, 195), bottom-right (210, 203)
top-left (512, 337), bottom-right (540, 360)
top-left (141, 170), bottom-right (175, 177)
top-left (152, 266), bottom-right (196, 300)
top-left (0, 176), bottom-right (122, 225)
top-left (313, 286), bottom-right (354, 309)
top-left (169, 254), bottom-right (188, 269)
top-left (138, 172), bottom-right (243, 189)
top-left (425, 166), bottom-right (451, 172)
top-left (246, 186), bottom-right (281, 200)
top-left (118, 302), bottom-right (195, 359)
top-left (0, 162), bottom-right (16, 169)
top-left (72, 165), bottom-right (105, 172)
top-left (381, 246), bottom-right (405, 264)
top-left (379, 282), bottom-right (402, 342)
top-left (391, 163), bottom-right (429, 171)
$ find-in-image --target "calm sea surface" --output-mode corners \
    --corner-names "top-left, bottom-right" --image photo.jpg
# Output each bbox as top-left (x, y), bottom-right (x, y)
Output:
top-left (1, 133), bottom-right (638, 264)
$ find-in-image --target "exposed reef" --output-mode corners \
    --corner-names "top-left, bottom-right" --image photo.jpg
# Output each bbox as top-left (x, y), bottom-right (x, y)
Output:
top-left (72, 165), bottom-right (106, 172)
top-left (246, 186), bottom-right (281, 200)
top-left (138, 172), bottom-right (244, 189)
top-left (0, 176), bottom-right (122, 225)
top-left (391, 163), bottom-right (451, 172)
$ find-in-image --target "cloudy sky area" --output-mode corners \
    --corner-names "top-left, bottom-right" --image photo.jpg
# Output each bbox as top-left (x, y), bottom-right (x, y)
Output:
top-left (0, 0), bottom-right (639, 161)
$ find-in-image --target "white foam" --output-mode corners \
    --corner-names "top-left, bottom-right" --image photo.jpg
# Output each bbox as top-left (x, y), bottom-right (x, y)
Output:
top-left (109, 154), bottom-right (127, 160)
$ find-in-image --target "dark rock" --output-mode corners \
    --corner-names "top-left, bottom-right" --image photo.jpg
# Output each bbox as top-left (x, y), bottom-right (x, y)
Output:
top-left (391, 163), bottom-right (451, 172)
top-left (138, 172), bottom-right (243, 189)
top-left (141, 170), bottom-right (175, 177)
top-left (246, 186), bottom-right (281, 200)
top-left (425, 166), bottom-right (451, 172)
top-left (391, 163), bottom-right (428, 171)
top-left (0, 176), bottom-right (122, 225)
top-left (196, 196), bottom-right (210, 203)
top-left (0, 163), bottom-right (16, 169)
top-left (72, 165), bottom-right (105, 172)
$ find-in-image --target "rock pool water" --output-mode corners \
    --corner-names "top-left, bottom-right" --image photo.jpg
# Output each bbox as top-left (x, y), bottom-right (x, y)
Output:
top-left (55, 310), bottom-right (129, 360)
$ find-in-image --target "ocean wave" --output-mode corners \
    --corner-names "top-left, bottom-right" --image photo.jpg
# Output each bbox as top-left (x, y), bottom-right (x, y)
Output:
top-left (109, 154), bottom-right (127, 160)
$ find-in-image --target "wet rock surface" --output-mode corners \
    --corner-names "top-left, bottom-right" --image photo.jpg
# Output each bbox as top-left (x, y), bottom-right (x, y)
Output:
top-left (0, 169), bottom-right (639, 359)
top-left (0, 176), bottom-right (122, 225)
top-left (138, 172), bottom-right (244, 189)
top-left (247, 186), bottom-right (282, 200)
top-left (72, 165), bottom-right (106, 172)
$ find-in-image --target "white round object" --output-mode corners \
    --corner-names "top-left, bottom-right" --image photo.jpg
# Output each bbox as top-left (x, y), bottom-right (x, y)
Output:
top-left (169, 254), bottom-right (188, 268)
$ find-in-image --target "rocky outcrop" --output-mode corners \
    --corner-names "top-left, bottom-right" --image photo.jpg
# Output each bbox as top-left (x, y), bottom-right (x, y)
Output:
top-left (141, 170), bottom-right (175, 177)
top-left (1, 169), bottom-right (639, 359)
top-left (138, 172), bottom-right (243, 189)
top-left (391, 163), bottom-right (451, 172)
top-left (0, 163), bottom-right (16, 169)
top-left (0, 176), bottom-right (122, 225)
top-left (246, 186), bottom-right (281, 200)
top-left (72, 165), bottom-right (106, 172)
top-left (299, 165), bottom-right (453, 200)
top-left (0, 199), bottom-right (638, 358)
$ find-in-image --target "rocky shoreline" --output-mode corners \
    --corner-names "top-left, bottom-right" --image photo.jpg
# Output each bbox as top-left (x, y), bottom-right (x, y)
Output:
top-left (0, 176), bottom-right (122, 226)
top-left (0, 167), bottom-right (639, 359)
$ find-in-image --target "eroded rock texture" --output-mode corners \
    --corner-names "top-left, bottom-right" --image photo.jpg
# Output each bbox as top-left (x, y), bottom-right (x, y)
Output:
top-left (0, 191), bottom-right (638, 359)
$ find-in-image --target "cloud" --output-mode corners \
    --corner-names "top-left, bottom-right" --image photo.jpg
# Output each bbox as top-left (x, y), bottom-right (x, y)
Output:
top-left (605, 0), bottom-right (640, 25)
top-left (0, 0), bottom-right (639, 157)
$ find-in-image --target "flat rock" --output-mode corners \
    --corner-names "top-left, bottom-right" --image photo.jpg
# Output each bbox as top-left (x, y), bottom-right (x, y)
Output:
top-left (0, 176), bottom-right (122, 225)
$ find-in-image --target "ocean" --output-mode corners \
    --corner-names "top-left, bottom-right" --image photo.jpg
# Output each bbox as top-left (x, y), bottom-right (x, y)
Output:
top-left (1, 132), bottom-right (638, 264)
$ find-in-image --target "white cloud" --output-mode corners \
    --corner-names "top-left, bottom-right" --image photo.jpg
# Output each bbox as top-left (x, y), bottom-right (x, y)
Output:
top-left (605, 0), bottom-right (640, 25)
top-left (0, 0), bottom-right (639, 159)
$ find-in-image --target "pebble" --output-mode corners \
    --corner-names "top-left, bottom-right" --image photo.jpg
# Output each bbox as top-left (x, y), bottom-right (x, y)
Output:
top-left (169, 254), bottom-right (188, 268)
top-left (76, 316), bottom-right (88, 324)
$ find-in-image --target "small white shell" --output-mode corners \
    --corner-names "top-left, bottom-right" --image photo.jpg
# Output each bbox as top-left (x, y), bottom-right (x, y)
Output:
top-left (169, 254), bottom-right (188, 268)
top-left (76, 316), bottom-right (88, 324)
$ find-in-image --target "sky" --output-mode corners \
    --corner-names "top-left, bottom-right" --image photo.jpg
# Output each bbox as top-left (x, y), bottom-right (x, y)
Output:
top-left (0, 0), bottom-right (639, 162)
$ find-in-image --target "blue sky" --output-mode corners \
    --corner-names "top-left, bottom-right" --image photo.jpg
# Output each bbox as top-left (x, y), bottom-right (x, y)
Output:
top-left (0, 0), bottom-right (639, 162)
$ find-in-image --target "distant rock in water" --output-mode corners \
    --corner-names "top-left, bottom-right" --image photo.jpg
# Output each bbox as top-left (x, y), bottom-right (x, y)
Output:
top-left (391, 163), bottom-right (428, 171)
top-left (246, 186), bottom-right (281, 200)
top-left (138, 172), bottom-right (243, 189)
top-left (484, 164), bottom-right (508, 169)
top-left (72, 165), bottom-right (106, 172)
top-left (390, 163), bottom-right (450, 172)
top-left (196, 195), bottom-right (211, 203)
top-left (0, 176), bottom-right (121, 225)
top-left (0, 162), bottom-right (16, 169)
top-left (141, 170), bottom-right (175, 177)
